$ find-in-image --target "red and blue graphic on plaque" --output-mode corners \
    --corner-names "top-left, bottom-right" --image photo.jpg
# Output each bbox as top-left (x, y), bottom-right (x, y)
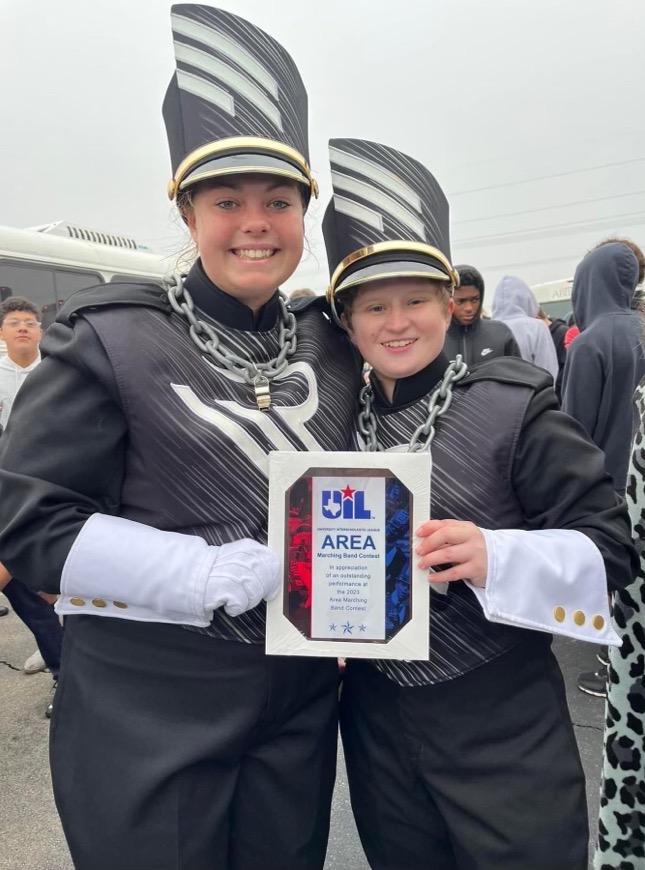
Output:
top-left (284, 469), bottom-right (413, 642)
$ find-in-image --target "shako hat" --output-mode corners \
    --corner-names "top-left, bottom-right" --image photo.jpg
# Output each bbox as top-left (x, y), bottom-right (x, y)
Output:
top-left (323, 139), bottom-right (457, 313)
top-left (164, 5), bottom-right (318, 202)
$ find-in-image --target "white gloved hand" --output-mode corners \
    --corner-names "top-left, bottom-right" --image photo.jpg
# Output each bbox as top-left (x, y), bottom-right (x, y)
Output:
top-left (204, 539), bottom-right (281, 617)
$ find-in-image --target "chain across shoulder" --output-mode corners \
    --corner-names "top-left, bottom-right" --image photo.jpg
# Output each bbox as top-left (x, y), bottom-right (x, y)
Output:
top-left (165, 271), bottom-right (297, 410)
top-left (358, 356), bottom-right (469, 452)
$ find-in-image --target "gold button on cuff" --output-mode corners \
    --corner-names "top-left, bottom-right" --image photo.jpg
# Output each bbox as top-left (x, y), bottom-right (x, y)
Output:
top-left (592, 615), bottom-right (605, 630)
top-left (113, 601), bottom-right (128, 609)
top-left (553, 606), bottom-right (565, 623)
top-left (70, 597), bottom-right (85, 606)
top-left (91, 598), bottom-right (107, 608)
top-left (573, 610), bottom-right (586, 626)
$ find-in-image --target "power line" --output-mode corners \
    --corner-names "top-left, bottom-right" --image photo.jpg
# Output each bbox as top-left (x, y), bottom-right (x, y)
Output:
top-left (454, 211), bottom-right (645, 248)
top-left (478, 253), bottom-right (580, 272)
top-left (448, 158), bottom-right (645, 197)
top-left (453, 190), bottom-right (645, 225)
top-left (444, 128), bottom-right (645, 173)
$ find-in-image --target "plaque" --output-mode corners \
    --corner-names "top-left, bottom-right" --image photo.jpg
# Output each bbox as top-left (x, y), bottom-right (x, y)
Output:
top-left (266, 451), bottom-right (430, 659)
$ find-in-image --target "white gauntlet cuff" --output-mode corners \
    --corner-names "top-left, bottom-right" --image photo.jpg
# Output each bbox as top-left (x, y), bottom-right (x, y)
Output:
top-left (56, 514), bottom-right (218, 625)
top-left (467, 528), bottom-right (620, 646)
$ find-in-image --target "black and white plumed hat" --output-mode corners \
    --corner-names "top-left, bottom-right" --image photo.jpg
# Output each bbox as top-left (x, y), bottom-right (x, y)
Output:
top-left (323, 139), bottom-right (457, 313)
top-left (163, 5), bottom-right (318, 202)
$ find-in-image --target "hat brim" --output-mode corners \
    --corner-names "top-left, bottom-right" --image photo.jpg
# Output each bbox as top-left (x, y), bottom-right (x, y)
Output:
top-left (335, 259), bottom-right (452, 294)
top-left (179, 152), bottom-right (311, 192)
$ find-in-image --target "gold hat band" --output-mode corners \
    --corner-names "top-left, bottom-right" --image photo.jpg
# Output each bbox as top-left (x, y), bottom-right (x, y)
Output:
top-left (327, 241), bottom-right (459, 301)
top-left (167, 136), bottom-right (318, 200)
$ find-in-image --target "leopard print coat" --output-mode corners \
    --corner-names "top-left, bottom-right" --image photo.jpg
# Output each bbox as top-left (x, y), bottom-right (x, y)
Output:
top-left (595, 382), bottom-right (645, 869)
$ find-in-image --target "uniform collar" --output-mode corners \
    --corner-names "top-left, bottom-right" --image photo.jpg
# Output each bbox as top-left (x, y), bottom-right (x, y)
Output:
top-left (371, 352), bottom-right (451, 411)
top-left (183, 259), bottom-right (280, 331)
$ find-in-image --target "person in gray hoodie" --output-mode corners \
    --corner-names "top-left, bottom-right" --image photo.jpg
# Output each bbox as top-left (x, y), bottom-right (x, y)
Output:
top-left (491, 275), bottom-right (559, 380)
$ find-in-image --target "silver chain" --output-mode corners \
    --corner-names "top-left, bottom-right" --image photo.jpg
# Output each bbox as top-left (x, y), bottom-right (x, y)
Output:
top-left (165, 271), bottom-right (297, 408)
top-left (358, 356), bottom-right (469, 452)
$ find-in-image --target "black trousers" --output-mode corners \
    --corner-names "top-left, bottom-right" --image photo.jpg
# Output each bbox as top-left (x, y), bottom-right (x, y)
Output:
top-left (3, 577), bottom-right (63, 678)
top-left (50, 616), bottom-right (339, 870)
top-left (340, 638), bottom-right (588, 870)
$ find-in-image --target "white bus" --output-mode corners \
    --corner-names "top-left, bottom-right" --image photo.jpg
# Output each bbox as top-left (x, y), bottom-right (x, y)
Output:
top-left (0, 221), bottom-right (173, 330)
top-left (531, 278), bottom-right (573, 321)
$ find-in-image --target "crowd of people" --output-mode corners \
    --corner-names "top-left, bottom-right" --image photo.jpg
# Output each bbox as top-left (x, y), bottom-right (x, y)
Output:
top-left (1, 4), bottom-right (644, 870)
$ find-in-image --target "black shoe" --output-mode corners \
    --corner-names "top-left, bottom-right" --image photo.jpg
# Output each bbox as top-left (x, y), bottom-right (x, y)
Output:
top-left (45, 680), bottom-right (58, 719)
top-left (0, 605), bottom-right (8, 617)
top-left (577, 666), bottom-right (607, 698)
top-left (596, 644), bottom-right (609, 668)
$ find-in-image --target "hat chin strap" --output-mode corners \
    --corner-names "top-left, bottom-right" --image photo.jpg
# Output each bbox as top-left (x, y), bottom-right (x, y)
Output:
top-left (328, 294), bottom-right (346, 330)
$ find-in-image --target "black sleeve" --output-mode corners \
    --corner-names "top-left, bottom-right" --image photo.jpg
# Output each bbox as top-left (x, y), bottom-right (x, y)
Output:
top-left (0, 319), bottom-right (127, 593)
top-left (552, 324), bottom-right (567, 403)
top-left (505, 332), bottom-right (522, 358)
top-left (511, 385), bottom-right (637, 593)
top-left (553, 323), bottom-right (568, 372)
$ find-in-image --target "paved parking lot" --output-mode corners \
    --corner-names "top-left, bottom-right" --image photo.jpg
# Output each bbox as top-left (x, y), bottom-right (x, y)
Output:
top-left (1, 597), bottom-right (605, 870)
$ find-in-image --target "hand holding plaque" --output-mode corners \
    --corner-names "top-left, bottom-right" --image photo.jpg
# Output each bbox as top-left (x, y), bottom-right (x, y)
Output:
top-left (266, 451), bottom-right (431, 659)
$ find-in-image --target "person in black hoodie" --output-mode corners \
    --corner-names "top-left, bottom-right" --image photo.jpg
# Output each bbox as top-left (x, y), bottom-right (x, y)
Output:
top-left (537, 307), bottom-right (568, 400)
top-left (562, 240), bottom-right (645, 698)
top-left (443, 265), bottom-right (521, 365)
top-left (562, 242), bottom-right (645, 495)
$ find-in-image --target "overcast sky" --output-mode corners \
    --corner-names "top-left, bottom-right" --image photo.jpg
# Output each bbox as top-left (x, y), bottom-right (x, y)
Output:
top-left (1, 0), bottom-right (644, 299)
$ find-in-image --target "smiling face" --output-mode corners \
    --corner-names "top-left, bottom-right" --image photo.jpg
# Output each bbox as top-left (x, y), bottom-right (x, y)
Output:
top-left (184, 175), bottom-right (305, 311)
top-left (342, 278), bottom-right (454, 401)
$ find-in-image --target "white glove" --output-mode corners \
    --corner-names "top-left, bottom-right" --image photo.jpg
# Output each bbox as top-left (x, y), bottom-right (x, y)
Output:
top-left (59, 515), bottom-right (281, 626)
top-left (205, 539), bottom-right (281, 617)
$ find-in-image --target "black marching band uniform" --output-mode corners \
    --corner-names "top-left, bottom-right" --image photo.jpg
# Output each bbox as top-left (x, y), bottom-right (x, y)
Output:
top-left (323, 138), bottom-right (637, 870)
top-left (0, 7), bottom-right (358, 870)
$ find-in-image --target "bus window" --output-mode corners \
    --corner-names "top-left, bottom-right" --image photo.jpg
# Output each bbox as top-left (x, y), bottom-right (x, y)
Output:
top-left (0, 261), bottom-right (56, 312)
top-left (39, 302), bottom-right (62, 331)
top-left (33, 270), bottom-right (102, 330)
top-left (541, 300), bottom-right (572, 320)
top-left (54, 269), bottom-right (103, 301)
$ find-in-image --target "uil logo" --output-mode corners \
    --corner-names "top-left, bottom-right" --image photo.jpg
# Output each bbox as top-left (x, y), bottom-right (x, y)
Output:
top-left (322, 484), bottom-right (371, 520)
